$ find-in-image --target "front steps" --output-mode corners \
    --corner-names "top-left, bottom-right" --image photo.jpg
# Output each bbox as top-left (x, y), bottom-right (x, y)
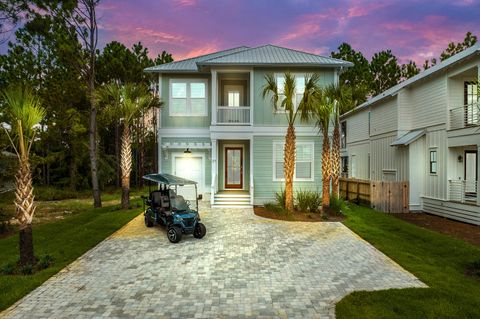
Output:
top-left (212, 192), bottom-right (252, 208)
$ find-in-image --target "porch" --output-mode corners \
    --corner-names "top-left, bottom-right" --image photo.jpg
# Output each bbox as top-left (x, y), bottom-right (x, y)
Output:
top-left (447, 145), bottom-right (479, 206)
top-left (211, 70), bottom-right (253, 126)
top-left (447, 63), bottom-right (479, 130)
top-left (210, 139), bottom-right (253, 207)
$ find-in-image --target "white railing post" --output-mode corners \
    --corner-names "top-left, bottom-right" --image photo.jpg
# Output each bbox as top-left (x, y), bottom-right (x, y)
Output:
top-left (211, 70), bottom-right (217, 125)
top-left (211, 139), bottom-right (217, 204)
top-left (250, 137), bottom-right (254, 205)
top-left (461, 180), bottom-right (465, 204)
top-left (477, 144), bottom-right (480, 207)
top-left (250, 69), bottom-right (254, 126)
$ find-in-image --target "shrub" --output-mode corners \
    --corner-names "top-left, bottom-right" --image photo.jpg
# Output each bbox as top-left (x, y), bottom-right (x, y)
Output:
top-left (274, 189), bottom-right (286, 209)
top-left (37, 254), bottom-right (54, 270)
top-left (0, 207), bottom-right (14, 235)
top-left (20, 264), bottom-right (33, 275)
top-left (471, 259), bottom-right (480, 277)
top-left (330, 196), bottom-right (347, 215)
top-left (34, 186), bottom-right (80, 201)
top-left (296, 190), bottom-right (322, 213)
top-left (1, 262), bottom-right (15, 275)
top-left (264, 202), bottom-right (288, 215)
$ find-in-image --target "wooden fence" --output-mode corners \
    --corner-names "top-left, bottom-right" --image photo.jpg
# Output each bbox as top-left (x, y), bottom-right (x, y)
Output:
top-left (339, 178), bottom-right (409, 213)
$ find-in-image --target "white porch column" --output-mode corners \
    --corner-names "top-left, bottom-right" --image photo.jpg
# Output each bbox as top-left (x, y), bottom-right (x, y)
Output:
top-left (211, 70), bottom-right (217, 125)
top-left (477, 144), bottom-right (480, 207)
top-left (157, 74), bottom-right (162, 173)
top-left (249, 69), bottom-right (254, 125)
top-left (250, 137), bottom-right (254, 205)
top-left (211, 139), bottom-right (218, 203)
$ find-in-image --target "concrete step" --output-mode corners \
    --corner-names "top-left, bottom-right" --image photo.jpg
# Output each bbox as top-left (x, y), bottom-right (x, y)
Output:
top-left (215, 193), bottom-right (250, 198)
top-left (213, 200), bottom-right (251, 206)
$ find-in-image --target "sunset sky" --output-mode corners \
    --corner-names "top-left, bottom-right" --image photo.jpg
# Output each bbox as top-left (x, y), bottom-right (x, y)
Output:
top-left (5, 0), bottom-right (480, 65)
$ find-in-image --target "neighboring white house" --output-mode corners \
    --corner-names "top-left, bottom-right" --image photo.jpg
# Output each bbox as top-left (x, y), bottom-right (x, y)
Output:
top-left (340, 44), bottom-right (480, 225)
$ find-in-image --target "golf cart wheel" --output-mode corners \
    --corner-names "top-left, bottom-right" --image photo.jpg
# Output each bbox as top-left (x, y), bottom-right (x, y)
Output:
top-left (194, 223), bottom-right (206, 239)
top-left (144, 210), bottom-right (154, 228)
top-left (167, 226), bottom-right (182, 243)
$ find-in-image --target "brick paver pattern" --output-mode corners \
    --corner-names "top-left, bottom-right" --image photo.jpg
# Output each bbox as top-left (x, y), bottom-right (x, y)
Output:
top-left (1, 203), bottom-right (426, 318)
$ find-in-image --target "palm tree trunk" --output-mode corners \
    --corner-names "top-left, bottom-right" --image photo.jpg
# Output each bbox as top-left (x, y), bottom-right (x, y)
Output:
top-left (321, 127), bottom-right (331, 210)
top-left (121, 124), bottom-right (132, 209)
top-left (15, 157), bottom-right (36, 266)
top-left (331, 119), bottom-right (341, 198)
top-left (284, 124), bottom-right (296, 212)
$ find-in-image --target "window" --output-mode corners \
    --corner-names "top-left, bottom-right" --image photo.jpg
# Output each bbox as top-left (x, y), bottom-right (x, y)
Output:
top-left (464, 81), bottom-right (478, 125)
top-left (341, 156), bottom-right (349, 178)
top-left (274, 73), bottom-right (306, 112)
top-left (169, 80), bottom-right (207, 116)
top-left (340, 121), bottom-right (347, 148)
top-left (228, 91), bottom-right (240, 107)
top-left (429, 149), bottom-right (437, 174)
top-left (273, 141), bottom-right (314, 181)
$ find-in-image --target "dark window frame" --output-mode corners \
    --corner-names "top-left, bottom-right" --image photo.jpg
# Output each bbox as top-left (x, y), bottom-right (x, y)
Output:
top-left (340, 121), bottom-right (347, 149)
top-left (429, 150), bottom-right (438, 174)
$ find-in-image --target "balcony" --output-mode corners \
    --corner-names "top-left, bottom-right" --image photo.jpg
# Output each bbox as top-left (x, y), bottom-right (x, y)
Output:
top-left (449, 103), bottom-right (479, 130)
top-left (448, 179), bottom-right (478, 204)
top-left (217, 106), bottom-right (251, 125)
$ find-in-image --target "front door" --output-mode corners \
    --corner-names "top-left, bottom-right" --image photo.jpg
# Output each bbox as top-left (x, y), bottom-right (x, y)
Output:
top-left (465, 150), bottom-right (478, 199)
top-left (225, 147), bottom-right (243, 189)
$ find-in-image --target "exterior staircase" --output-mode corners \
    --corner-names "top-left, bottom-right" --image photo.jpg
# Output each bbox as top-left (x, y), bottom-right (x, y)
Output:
top-left (212, 191), bottom-right (252, 208)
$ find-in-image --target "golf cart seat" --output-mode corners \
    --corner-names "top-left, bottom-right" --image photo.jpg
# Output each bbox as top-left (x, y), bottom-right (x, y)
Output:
top-left (150, 191), bottom-right (170, 210)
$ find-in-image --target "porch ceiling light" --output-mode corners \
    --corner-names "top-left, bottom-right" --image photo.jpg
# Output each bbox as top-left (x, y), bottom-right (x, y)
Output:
top-left (184, 148), bottom-right (192, 154)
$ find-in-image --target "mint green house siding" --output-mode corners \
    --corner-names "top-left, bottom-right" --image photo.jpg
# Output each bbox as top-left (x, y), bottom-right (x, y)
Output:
top-left (253, 135), bottom-right (322, 204)
top-left (148, 45), bottom-right (351, 206)
top-left (252, 68), bottom-right (335, 126)
top-left (160, 74), bottom-right (211, 128)
top-left (160, 137), bottom-right (212, 190)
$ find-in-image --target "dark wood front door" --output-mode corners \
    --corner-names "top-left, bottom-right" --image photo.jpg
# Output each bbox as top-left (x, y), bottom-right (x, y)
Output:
top-left (225, 147), bottom-right (243, 189)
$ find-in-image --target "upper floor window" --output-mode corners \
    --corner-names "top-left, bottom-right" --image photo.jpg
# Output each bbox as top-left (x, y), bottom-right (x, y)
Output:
top-left (429, 149), bottom-right (438, 174)
top-left (340, 121), bottom-right (347, 148)
top-left (169, 79), bottom-right (207, 116)
top-left (274, 73), bottom-right (306, 112)
top-left (273, 141), bottom-right (314, 181)
top-left (464, 81), bottom-right (478, 106)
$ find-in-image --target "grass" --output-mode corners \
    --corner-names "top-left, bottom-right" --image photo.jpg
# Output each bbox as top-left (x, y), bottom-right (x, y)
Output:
top-left (337, 204), bottom-right (480, 319)
top-left (0, 193), bottom-right (143, 311)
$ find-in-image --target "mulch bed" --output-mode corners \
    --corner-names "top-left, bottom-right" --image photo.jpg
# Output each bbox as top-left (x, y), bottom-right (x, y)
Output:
top-left (254, 206), bottom-right (344, 222)
top-left (393, 213), bottom-right (480, 247)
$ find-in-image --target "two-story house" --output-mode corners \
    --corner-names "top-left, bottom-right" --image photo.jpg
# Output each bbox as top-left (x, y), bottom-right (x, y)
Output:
top-left (340, 44), bottom-right (480, 225)
top-left (145, 45), bottom-right (352, 207)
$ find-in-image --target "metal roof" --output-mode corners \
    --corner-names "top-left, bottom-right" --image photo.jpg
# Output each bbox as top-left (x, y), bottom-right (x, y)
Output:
top-left (390, 130), bottom-right (426, 146)
top-left (144, 46), bottom-right (251, 73)
top-left (198, 44), bottom-right (353, 67)
top-left (145, 44), bottom-right (352, 73)
top-left (142, 173), bottom-right (197, 185)
top-left (342, 44), bottom-right (480, 119)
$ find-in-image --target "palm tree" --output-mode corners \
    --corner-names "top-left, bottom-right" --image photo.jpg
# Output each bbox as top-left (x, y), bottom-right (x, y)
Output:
top-left (262, 73), bottom-right (320, 212)
top-left (1, 86), bottom-right (45, 266)
top-left (97, 83), bottom-right (161, 209)
top-left (328, 84), bottom-right (354, 198)
top-left (311, 87), bottom-right (334, 210)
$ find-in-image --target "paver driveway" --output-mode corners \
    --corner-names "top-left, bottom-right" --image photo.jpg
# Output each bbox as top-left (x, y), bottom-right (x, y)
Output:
top-left (2, 204), bottom-right (425, 319)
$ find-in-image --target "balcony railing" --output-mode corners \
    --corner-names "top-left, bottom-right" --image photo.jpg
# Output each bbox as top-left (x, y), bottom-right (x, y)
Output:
top-left (449, 103), bottom-right (479, 129)
top-left (448, 179), bottom-right (478, 203)
top-left (217, 106), bottom-right (251, 125)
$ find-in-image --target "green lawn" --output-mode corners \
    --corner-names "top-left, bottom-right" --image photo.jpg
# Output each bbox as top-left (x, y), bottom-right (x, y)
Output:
top-left (0, 196), bottom-right (142, 311)
top-left (337, 204), bottom-right (480, 319)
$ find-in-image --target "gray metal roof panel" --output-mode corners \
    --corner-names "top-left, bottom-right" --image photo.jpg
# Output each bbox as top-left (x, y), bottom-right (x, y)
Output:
top-left (342, 44), bottom-right (480, 119)
top-left (144, 46), bottom-right (251, 73)
top-left (390, 130), bottom-right (426, 146)
top-left (198, 44), bottom-right (353, 67)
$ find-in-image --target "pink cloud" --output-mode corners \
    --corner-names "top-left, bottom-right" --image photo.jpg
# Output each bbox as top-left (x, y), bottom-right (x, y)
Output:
top-left (174, 0), bottom-right (197, 7)
top-left (347, 1), bottom-right (388, 18)
top-left (176, 43), bottom-right (220, 60)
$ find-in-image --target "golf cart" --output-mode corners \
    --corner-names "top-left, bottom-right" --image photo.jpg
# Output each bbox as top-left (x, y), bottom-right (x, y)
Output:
top-left (142, 173), bottom-right (206, 243)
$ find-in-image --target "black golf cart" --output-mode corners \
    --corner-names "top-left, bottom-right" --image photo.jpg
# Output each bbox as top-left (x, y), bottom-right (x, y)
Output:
top-left (142, 173), bottom-right (206, 243)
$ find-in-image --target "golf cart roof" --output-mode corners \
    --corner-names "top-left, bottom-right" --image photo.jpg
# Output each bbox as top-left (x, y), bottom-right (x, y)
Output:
top-left (142, 173), bottom-right (197, 186)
